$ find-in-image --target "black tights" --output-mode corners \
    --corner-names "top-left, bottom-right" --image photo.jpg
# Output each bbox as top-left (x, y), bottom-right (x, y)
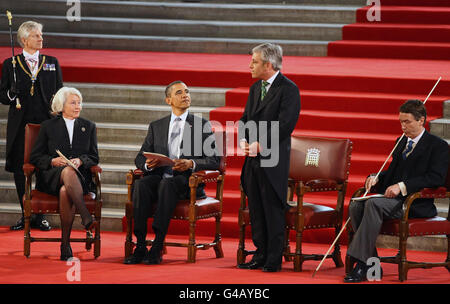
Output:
top-left (59, 167), bottom-right (93, 247)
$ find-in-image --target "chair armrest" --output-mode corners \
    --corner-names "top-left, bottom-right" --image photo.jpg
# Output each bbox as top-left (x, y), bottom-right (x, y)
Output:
top-left (402, 187), bottom-right (448, 221)
top-left (23, 163), bottom-right (36, 176)
top-left (90, 165), bottom-right (102, 174)
top-left (190, 170), bottom-right (221, 187)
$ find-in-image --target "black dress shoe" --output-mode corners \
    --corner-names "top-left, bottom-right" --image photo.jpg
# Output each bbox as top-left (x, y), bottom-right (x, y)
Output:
top-left (60, 245), bottom-right (73, 261)
top-left (262, 265), bottom-right (282, 272)
top-left (10, 217), bottom-right (25, 231)
top-left (143, 246), bottom-right (163, 265)
top-left (123, 246), bottom-right (148, 264)
top-left (344, 261), bottom-right (368, 283)
top-left (37, 219), bottom-right (52, 231)
top-left (237, 260), bottom-right (264, 270)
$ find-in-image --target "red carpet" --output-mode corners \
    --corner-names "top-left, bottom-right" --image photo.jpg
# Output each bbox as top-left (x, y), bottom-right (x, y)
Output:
top-left (0, 227), bottom-right (448, 284)
top-left (328, 1), bottom-right (450, 60)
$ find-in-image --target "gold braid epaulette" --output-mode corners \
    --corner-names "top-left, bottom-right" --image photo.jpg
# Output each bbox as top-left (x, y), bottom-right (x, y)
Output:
top-left (16, 55), bottom-right (46, 96)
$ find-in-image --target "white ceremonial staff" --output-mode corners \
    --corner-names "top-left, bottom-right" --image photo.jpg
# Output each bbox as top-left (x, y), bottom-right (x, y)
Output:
top-left (312, 76), bottom-right (442, 278)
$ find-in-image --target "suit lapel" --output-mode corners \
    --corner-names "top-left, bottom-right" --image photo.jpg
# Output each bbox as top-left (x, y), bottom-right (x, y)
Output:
top-left (406, 130), bottom-right (429, 163)
top-left (157, 115), bottom-right (171, 156)
top-left (254, 73), bottom-right (283, 116)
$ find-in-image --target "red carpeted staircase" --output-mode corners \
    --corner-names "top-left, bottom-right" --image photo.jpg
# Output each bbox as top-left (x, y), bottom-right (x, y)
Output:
top-left (1, 2), bottom-right (450, 246)
top-left (328, 0), bottom-right (450, 60)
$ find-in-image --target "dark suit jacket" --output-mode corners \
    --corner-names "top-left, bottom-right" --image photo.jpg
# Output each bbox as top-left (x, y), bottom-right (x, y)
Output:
top-left (0, 54), bottom-right (63, 172)
top-left (374, 130), bottom-right (448, 218)
top-left (135, 113), bottom-right (221, 197)
top-left (239, 72), bottom-right (300, 203)
top-left (30, 115), bottom-right (99, 195)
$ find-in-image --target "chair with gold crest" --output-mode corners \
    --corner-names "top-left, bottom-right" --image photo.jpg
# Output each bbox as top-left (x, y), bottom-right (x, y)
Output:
top-left (238, 135), bottom-right (352, 271)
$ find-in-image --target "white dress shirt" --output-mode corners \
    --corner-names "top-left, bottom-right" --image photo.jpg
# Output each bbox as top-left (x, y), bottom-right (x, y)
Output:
top-left (63, 116), bottom-right (75, 145)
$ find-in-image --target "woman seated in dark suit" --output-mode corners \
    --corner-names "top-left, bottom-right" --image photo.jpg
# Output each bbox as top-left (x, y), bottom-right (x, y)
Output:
top-left (30, 86), bottom-right (99, 260)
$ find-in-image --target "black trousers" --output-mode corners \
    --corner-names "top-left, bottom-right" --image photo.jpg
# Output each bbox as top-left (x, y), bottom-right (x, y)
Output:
top-left (244, 158), bottom-right (286, 268)
top-left (132, 174), bottom-right (189, 248)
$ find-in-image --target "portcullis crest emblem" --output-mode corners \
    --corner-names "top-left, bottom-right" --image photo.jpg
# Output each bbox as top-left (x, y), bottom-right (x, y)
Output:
top-left (305, 148), bottom-right (320, 167)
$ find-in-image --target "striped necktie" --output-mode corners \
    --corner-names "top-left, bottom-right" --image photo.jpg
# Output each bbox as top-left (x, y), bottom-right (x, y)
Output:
top-left (168, 117), bottom-right (182, 159)
top-left (402, 139), bottom-right (414, 160)
top-left (261, 81), bottom-right (269, 101)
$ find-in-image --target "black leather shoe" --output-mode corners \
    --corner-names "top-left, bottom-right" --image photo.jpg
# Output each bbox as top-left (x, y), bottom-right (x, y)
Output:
top-left (262, 265), bottom-right (281, 272)
top-left (237, 260), bottom-right (264, 270)
top-left (10, 217), bottom-right (25, 231)
top-left (37, 219), bottom-right (52, 231)
top-left (123, 246), bottom-right (148, 264)
top-left (344, 261), bottom-right (368, 283)
top-left (60, 245), bottom-right (73, 261)
top-left (143, 246), bottom-right (163, 265)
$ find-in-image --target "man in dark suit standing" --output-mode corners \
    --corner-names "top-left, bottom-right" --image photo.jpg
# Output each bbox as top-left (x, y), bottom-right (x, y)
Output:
top-left (344, 99), bottom-right (449, 283)
top-left (0, 21), bottom-right (63, 231)
top-left (124, 81), bottom-right (220, 265)
top-left (237, 43), bottom-right (300, 272)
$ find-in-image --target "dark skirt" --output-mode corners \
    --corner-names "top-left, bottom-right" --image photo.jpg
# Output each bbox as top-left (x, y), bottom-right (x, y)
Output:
top-left (35, 166), bottom-right (91, 196)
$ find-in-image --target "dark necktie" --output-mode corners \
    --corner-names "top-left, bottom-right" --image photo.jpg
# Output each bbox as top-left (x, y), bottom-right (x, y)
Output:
top-left (402, 139), bottom-right (414, 160)
top-left (261, 81), bottom-right (269, 101)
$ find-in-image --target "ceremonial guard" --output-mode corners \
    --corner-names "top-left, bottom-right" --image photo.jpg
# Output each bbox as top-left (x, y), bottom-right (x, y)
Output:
top-left (0, 20), bottom-right (63, 230)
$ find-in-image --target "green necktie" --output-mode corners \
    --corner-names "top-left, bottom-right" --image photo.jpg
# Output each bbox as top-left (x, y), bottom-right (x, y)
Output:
top-left (261, 81), bottom-right (269, 101)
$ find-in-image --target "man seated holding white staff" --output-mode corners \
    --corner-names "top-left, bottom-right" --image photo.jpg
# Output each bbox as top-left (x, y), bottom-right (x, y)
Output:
top-left (344, 99), bottom-right (448, 283)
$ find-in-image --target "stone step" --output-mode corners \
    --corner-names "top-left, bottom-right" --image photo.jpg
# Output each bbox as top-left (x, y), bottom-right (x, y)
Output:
top-left (72, 103), bottom-right (213, 124)
top-left (0, 31), bottom-right (329, 56)
top-left (13, 14), bottom-right (343, 41)
top-left (429, 118), bottom-right (450, 141)
top-left (443, 99), bottom-right (450, 118)
top-left (66, 82), bottom-right (227, 107)
top-left (3, 0), bottom-right (359, 23)
top-left (0, 103), bottom-right (214, 124)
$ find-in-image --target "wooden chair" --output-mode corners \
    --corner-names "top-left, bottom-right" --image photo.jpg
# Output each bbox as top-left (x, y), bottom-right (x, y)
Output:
top-left (237, 135), bottom-right (353, 271)
top-left (346, 145), bottom-right (450, 281)
top-left (124, 131), bottom-right (226, 263)
top-left (23, 123), bottom-right (102, 258)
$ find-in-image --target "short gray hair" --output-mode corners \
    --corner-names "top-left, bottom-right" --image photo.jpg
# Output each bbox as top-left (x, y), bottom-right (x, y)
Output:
top-left (251, 43), bottom-right (283, 71)
top-left (51, 87), bottom-right (83, 114)
top-left (17, 21), bottom-right (43, 48)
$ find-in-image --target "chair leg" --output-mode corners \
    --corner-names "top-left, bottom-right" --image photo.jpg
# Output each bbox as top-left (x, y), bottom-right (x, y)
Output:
top-left (283, 229), bottom-right (292, 262)
top-left (124, 206), bottom-right (134, 258)
top-left (94, 221), bottom-right (101, 259)
top-left (332, 226), bottom-right (344, 268)
top-left (188, 220), bottom-right (196, 263)
top-left (213, 216), bottom-right (224, 259)
top-left (237, 218), bottom-right (246, 265)
top-left (23, 214), bottom-right (31, 258)
top-left (294, 230), bottom-right (303, 272)
top-left (398, 231), bottom-right (408, 282)
top-left (446, 234), bottom-right (450, 272)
